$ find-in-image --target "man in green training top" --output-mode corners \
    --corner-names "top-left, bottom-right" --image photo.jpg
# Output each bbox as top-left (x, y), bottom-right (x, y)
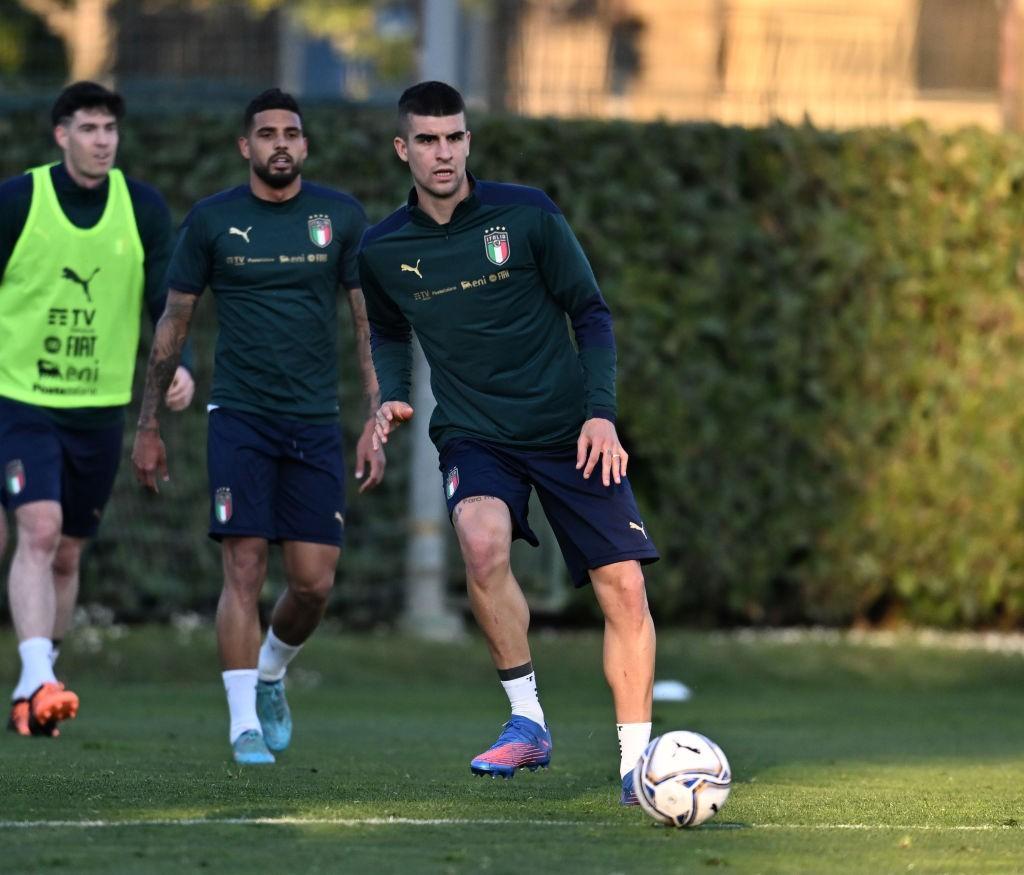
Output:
top-left (0, 81), bottom-right (194, 739)
top-left (359, 81), bottom-right (659, 805)
top-left (132, 88), bottom-right (385, 765)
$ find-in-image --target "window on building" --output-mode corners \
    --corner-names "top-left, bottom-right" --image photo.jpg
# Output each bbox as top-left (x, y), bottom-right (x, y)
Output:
top-left (915, 0), bottom-right (1000, 93)
top-left (607, 15), bottom-right (645, 95)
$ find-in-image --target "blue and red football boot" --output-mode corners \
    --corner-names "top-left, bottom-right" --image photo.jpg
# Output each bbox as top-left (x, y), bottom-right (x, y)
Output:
top-left (620, 769), bottom-right (640, 806)
top-left (470, 715), bottom-right (552, 778)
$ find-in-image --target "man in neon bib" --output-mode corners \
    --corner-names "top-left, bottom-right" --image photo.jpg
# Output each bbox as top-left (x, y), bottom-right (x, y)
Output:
top-left (0, 82), bottom-right (195, 737)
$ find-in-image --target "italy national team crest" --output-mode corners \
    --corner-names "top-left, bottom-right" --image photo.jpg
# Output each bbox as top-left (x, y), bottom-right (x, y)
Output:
top-left (5, 460), bottom-right (25, 496)
top-left (308, 214), bottom-right (333, 248)
top-left (484, 226), bottom-right (510, 265)
top-left (214, 487), bottom-right (233, 524)
top-left (445, 466), bottom-right (460, 500)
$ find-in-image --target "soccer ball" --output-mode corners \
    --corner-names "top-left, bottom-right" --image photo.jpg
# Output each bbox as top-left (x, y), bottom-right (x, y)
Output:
top-left (633, 730), bottom-right (731, 828)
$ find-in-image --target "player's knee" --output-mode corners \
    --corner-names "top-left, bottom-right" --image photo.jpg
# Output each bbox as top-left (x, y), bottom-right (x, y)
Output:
top-left (289, 573), bottom-right (334, 608)
top-left (222, 543), bottom-right (267, 591)
top-left (597, 564), bottom-right (649, 622)
top-left (460, 528), bottom-right (510, 583)
top-left (52, 539), bottom-right (84, 580)
top-left (16, 513), bottom-right (62, 559)
top-left (52, 550), bottom-right (81, 582)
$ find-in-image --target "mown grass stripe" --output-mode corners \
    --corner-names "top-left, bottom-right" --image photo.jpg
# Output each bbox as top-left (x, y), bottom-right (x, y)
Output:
top-left (0, 817), bottom-right (1016, 831)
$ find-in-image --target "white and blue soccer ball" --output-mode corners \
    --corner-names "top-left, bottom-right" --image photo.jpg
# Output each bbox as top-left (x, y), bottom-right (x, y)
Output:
top-left (633, 730), bottom-right (731, 828)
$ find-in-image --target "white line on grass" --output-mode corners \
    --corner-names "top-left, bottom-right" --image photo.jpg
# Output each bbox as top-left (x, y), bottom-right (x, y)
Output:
top-left (0, 817), bottom-right (1017, 831)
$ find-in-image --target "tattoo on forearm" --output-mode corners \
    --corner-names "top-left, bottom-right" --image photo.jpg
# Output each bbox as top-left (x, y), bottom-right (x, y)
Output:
top-left (137, 292), bottom-right (196, 427)
top-left (347, 288), bottom-right (381, 415)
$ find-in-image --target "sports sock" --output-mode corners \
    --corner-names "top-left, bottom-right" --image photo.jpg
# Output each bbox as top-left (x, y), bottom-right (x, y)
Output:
top-left (498, 661), bottom-right (545, 728)
top-left (12, 637), bottom-right (57, 701)
top-left (257, 627), bottom-right (303, 682)
top-left (222, 669), bottom-right (261, 743)
top-left (617, 721), bottom-right (653, 778)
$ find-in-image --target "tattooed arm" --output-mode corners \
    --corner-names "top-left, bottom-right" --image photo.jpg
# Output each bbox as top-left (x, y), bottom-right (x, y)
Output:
top-left (131, 290), bottom-right (199, 492)
top-left (346, 285), bottom-right (386, 493)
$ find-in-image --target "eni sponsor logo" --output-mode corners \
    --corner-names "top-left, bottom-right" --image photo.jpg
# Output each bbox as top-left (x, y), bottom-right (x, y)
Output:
top-left (460, 269), bottom-right (511, 291)
top-left (410, 269), bottom-right (511, 302)
top-left (278, 253), bottom-right (327, 264)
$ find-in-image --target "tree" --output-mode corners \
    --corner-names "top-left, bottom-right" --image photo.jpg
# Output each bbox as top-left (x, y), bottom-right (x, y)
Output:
top-left (17, 0), bottom-right (416, 90)
top-left (197, 0), bottom-right (416, 88)
top-left (17, 0), bottom-right (117, 82)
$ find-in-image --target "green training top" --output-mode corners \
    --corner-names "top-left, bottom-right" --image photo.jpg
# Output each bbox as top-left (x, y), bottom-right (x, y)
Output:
top-left (358, 177), bottom-right (617, 451)
top-left (168, 182), bottom-right (367, 422)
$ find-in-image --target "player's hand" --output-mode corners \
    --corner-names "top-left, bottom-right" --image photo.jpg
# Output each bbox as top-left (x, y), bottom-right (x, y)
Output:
top-left (354, 417), bottom-right (386, 493)
top-left (132, 426), bottom-right (169, 493)
top-left (372, 401), bottom-right (414, 450)
top-left (576, 417), bottom-right (628, 487)
top-left (164, 366), bottom-right (195, 412)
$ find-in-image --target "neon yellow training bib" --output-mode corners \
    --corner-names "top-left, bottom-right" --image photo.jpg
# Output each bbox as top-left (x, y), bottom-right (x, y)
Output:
top-left (0, 163), bottom-right (145, 407)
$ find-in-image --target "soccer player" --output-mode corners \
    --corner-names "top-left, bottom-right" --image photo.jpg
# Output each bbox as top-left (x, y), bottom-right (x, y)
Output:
top-left (358, 81), bottom-right (659, 805)
top-left (0, 82), bottom-right (195, 738)
top-left (131, 88), bottom-right (384, 765)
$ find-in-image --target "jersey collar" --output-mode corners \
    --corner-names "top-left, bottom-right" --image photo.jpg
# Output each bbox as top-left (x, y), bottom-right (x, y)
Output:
top-left (406, 171), bottom-right (480, 228)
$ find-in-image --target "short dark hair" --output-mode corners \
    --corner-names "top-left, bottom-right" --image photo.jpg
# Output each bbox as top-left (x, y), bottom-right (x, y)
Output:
top-left (51, 81), bottom-right (124, 127)
top-left (243, 88), bottom-right (303, 133)
top-left (397, 81), bottom-right (466, 135)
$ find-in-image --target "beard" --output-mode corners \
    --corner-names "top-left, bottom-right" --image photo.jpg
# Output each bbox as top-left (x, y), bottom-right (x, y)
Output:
top-left (253, 155), bottom-right (302, 189)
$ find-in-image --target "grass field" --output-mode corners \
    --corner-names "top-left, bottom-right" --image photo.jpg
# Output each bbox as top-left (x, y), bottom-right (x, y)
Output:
top-left (1, 621), bottom-right (1022, 874)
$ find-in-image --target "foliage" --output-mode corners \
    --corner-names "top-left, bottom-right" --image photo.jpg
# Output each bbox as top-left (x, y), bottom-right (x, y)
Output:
top-left (171, 0), bottom-right (417, 89)
top-left (2, 109), bottom-right (1024, 628)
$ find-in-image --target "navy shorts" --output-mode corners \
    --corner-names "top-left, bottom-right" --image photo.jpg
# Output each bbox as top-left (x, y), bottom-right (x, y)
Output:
top-left (207, 407), bottom-right (346, 546)
top-left (438, 438), bottom-right (660, 587)
top-left (0, 396), bottom-right (123, 538)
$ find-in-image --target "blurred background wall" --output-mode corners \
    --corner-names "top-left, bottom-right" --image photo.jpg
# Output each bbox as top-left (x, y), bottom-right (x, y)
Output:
top-left (1, 0), bottom-right (1021, 129)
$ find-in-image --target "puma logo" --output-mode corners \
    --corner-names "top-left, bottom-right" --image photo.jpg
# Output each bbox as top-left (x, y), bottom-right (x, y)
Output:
top-left (401, 258), bottom-right (422, 279)
top-left (61, 266), bottom-right (99, 302)
top-left (674, 741), bottom-right (701, 755)
top-left (629, 521), bottom-right (647, 539)
top-left (229, 226), bottom-right (252, 243)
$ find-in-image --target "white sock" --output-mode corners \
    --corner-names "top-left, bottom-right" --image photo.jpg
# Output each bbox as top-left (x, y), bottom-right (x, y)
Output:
top-left (617, 722), bottom-right (653, 778)
top-left (13, 637), bottom-right (57, 701)
top-left (222, 669), bottom-right (261, 743)
top-left (257, 628), bottom-right (303, 682)
top-left (500, 665), bottom-right (545, 728)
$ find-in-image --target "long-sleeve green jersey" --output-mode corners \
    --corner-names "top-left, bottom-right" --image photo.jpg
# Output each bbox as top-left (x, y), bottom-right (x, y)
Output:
top-left (358, 177), bottom-right (617, 451)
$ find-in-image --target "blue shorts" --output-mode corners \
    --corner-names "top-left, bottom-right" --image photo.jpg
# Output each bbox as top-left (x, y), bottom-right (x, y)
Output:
top-left (0, 396), bottom-right (123, 538)
top-left (438, 438), bottom-right (660, 587)
top-left (207, 407), bottom-right (346, 546)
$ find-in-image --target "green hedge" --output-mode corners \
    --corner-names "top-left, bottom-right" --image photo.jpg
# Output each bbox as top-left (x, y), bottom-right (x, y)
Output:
top-left (2, 106), bottom-right (1023, 628)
